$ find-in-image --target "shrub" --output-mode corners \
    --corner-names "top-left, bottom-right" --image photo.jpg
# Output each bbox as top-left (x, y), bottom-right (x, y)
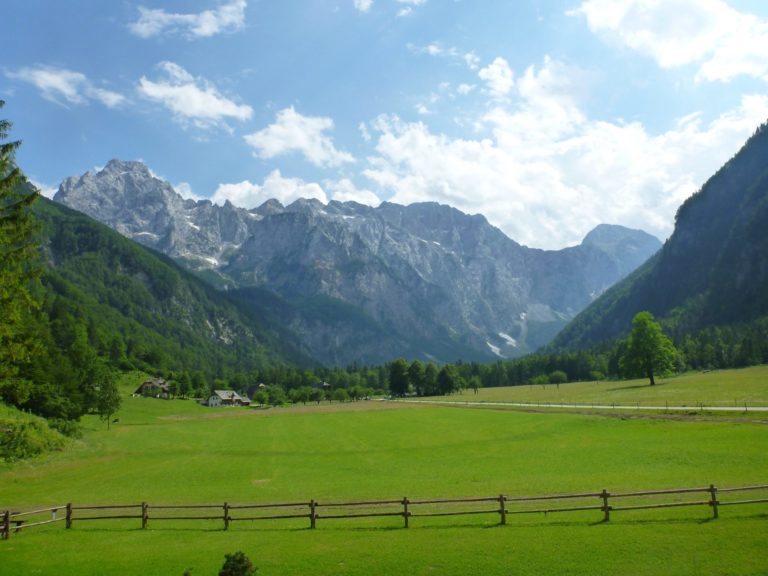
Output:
top-left (48, 418), bottom-right (83, 438)
top-left (0, 416), bottom-right (66, 462)
top-left (219, 551), bottom-right (257, 576)
top-left (548, 370), bottom-right (568, 384)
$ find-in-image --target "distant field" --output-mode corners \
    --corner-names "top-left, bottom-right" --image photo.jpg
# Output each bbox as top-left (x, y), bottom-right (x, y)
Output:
top-left (428, 365), bottom-right (768, 407)
top-left (1, 369), bottom-right (767, 575)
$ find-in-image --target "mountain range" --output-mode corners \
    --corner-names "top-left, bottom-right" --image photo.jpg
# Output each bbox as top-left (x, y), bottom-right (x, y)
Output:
top-left (54, 159), bottom-right (661, 365)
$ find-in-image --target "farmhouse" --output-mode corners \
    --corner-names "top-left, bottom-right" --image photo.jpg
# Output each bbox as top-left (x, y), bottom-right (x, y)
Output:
top-left (133, 377), bottom-right (170, 398)
top-left (206, 390), bottom-right (251, 407)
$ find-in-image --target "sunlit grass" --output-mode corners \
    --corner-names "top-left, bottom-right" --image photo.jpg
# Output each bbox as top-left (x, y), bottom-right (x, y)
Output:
top-left (428, 365), bottom-right (768, 407)
top-left (1, 367), bottom-right (766, 575)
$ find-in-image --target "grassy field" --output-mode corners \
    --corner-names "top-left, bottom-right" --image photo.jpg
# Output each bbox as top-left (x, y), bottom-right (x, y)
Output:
top-left (428, 365), bottom-right (768, 407)
top-left (1, 369), bottom-right (767, 575)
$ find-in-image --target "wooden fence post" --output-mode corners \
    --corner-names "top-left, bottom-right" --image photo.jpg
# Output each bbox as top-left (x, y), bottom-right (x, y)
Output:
top-left (709, 484), bottom-right (719, 519)
top-left (141, 502), bottom-right (148, 529)
top-left (66, 503), bottom-right (72, 529)
top-left (223, 502), bottom-right (230, 530)
top-left (402, 497), bottom-right (410, 528)
top-left (309, 500), bottom-right (317, 529)
top-left (2, 510), bottom-right (9, 540)
top-left (499, 494), bottom-right (507, 525)
top-left (600, 489), bottom-right (611, 522)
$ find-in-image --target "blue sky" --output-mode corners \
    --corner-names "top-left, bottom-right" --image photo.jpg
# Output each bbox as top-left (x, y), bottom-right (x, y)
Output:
top-left (4, 0), bottom-right (768, 248)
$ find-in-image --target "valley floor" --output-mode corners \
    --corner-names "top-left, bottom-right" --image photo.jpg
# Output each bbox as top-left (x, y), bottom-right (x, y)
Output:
top-left (1, 368), bottom-right (767, 575)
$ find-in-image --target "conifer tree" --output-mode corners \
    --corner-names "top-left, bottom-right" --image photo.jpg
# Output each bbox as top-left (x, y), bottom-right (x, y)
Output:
top-left (0, 100), bottom-right (41, 405)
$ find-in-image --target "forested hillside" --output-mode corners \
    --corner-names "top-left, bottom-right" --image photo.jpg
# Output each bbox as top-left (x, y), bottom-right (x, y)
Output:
top-left (550, 121), bottom-right (768, 356)
top-left (3, 194), bottom-right (310, 420)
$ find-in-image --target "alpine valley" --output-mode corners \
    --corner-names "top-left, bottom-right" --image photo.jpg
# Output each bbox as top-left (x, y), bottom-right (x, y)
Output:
top-left (53, 160), bottom-right (660, 365)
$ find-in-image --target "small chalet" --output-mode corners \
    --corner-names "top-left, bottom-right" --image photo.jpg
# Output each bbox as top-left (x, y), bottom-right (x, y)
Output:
top-left (133, 377), bottom-right (170, 399)
top-left (207, 390), bottom-right (251, 407)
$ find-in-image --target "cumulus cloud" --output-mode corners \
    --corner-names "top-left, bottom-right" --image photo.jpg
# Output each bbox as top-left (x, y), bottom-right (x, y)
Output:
top-left (325, 178), bottom-right (381, 206)
top-left (571, 0), bottom-right (768, 82)
top-left (129, 0), bottom-right (247, 39)
top-left (6, 66), bottom-right (125, 108)
top-left (213, 170), bottom-right (327, 207)
top-left (478, 57), bottom-right (514, 99)
top-left (362, 56), bottom-right (768, 248)
top-left (174, 182), bottom-right (203, 201)
top-left (138, 61), bottom-right (252, 129)
top-left (244, 107), bottom-right (354, 168)
top-left (354, 0), bottom-right (373, 13)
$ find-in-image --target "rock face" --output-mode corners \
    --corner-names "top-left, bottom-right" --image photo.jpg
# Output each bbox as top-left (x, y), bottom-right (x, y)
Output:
top-left (54, 160), bottom-right (661, 365)
top-left (55, 159), bottom-right (255, 269)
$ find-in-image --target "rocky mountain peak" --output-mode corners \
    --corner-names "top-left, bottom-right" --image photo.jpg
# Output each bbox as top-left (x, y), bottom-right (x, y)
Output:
top-left (54, 159), bottom-right (253, 267)
top-left (53, 159), bottom-right (662, 364)
top-left (582, 223), bottom-right (658, 251)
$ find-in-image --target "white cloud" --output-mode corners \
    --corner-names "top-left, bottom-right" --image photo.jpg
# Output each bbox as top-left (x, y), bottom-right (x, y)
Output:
top-left (244, 106), bottom-right (354, 168)
top-left (174, 182), bottom-right (203, 201)
top-left (464, 51), bottom-right (481, 70)
top-left (212, 170), bottom-right (327, 208)
top-left (129, 0), bottom-right (247, 39)
top-left (457, 83), bottom-right (476, 95)
top-left (478, 57), bottom-right (514, 99)
top-left (363, 56), bottom-right (768, 249)
top-left (396, 0), bottom-right (425, 17)
top-left (354, 0), bottom-right (373, 13)
top-left (359, 122), bottom-right (372, 142)
top-left (29, 178), bottom-right (57, 199)
top-left (572, 0), bottom-right (768, 82)
top-left (325, 178), bottom-right (381, 206)
top-left (407, 43), bottom-right (480, 70)
top-left (138, 61), bottom-right (252, 129)
top-left (6, 66), bottom-right (125, 108)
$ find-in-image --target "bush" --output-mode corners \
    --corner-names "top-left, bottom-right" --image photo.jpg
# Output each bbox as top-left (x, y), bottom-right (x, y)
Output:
top-left (548, 370), bottom-right (568, 384)
top-left (0, 416), bottom-right (66, 462)
top-left (219, 551), bottom-right (257, 576)
top-left (48, 418), bottom-right (83, 438)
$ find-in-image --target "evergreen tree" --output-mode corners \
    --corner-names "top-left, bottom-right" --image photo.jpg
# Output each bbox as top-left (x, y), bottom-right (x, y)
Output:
top-left (0, 100), bottom-right (41, 405)
top-left (388, 358), bottom-right (410, 397)
top-left (407, 360), bottom-right (426, 396)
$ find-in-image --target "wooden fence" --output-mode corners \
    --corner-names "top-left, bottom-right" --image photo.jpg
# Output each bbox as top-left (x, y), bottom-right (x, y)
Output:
top-left (3, 483), bottom-right (767, 539)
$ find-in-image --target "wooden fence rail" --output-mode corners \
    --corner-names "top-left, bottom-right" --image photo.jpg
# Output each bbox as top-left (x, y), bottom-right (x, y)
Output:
top-left (3, 483), bottom-right (767, 539)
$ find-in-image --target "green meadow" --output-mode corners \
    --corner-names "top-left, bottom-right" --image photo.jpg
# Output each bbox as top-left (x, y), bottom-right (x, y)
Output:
top-left (430, 365), bottom-right (768, 407)
top-left (1, 370), bottom-right (767, 575)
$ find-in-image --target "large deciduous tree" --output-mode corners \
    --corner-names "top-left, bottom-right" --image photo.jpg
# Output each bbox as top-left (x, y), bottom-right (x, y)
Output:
top-left (0, 100), bottom-right (41, 405)
top-left (620, 311), bottom-right (677, 386)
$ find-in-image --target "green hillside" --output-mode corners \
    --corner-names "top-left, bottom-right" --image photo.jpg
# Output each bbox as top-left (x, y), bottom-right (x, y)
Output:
top-left (36, 197), bottom-right (312, 373)
top-left (4, 196), bottom-right (313, 420)
top-left (551, 121), bottom-right (768, 352)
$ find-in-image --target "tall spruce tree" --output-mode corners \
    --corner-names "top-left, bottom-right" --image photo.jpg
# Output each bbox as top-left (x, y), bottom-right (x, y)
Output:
top-left (0, 100), bottom-right (41, 405)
